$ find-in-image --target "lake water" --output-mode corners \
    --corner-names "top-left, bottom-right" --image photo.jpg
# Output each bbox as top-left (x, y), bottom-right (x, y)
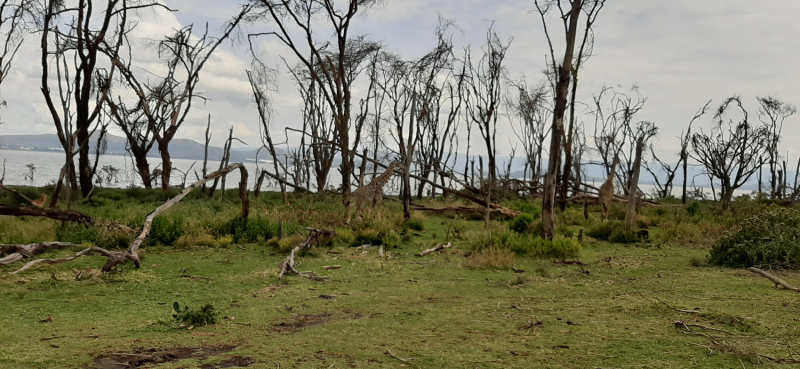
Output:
top-left (0, 149), bottom-right (267, 191)
top-left (0, 149), bottom-right (749, 200)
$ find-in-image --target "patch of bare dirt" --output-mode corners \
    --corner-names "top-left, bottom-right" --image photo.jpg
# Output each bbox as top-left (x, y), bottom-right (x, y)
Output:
top-left (91, 344), bottom-right (246, 369)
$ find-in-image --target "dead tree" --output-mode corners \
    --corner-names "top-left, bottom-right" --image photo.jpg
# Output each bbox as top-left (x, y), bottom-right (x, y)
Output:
top-left (247, 0), bottom-right (382, 205)
top-left (110, 7), bottom-right (248, 191)
top-left (591, 86), bottom-right (647, 195)
top-left (680, 101), bottom-right (710, 203)
top-left (535, 0), bottom-right (586, 240)
top-left (463, 27), bottom-right (510, 186)
top-left (558, 0), bottom-right (605, 210)
top-left (104, 95), bottom-right (157, 188)
top-left (691, 97), bottom-right (770, 210)
top-left (624, 121), bottom-right (657, 230)
top-left (508, 76), bottom-right (550, 189)
top-left (644, 146), bottom-right (678, 199)
top-left (39, 0), bottom-right (163, 198)
top-left (0, 0), bottom-right (28, 112)
top-left (757, 96), bottom-right (796, 199)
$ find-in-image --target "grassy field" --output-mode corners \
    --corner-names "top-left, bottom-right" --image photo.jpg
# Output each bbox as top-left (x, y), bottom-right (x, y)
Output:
top-left (0, 188), bottom-right (799, 368)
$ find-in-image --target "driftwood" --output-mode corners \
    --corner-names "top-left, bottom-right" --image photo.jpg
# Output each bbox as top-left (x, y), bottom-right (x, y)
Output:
top-left (566, 193), bottom-right (658, 206)
top-left (0, 242), bottom-right (80, 266)
top-left (410, 203), bottom-right (521, 217)
top-left (9, 163), bottom-right (250, 274)
top-left (416, 242), bottom-right (453, 257)
top-left (747, 267), bottom-right (800, 292)
top-left (278, 227), bottom-right (335, 281)
top-left (0, 205), bottom-right (94, 223)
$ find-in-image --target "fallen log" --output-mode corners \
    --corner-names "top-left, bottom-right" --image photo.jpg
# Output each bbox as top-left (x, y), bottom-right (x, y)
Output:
top-left (0, 242), bottom-right (81, 266)
top-left (9, 163), bottom-right (250, 274)
top-left (410, 203), bottom-right (521, 217)
top-left (747, 267), bottom-right (800, 292)
top-left (417, 242), bottom-right (453, 257)
top-left (279, 227), bottom-right (335, 281)
top-left (566, 193), bottom-right (658, 206)
top-left (0, 205), bottom-right (93, 223)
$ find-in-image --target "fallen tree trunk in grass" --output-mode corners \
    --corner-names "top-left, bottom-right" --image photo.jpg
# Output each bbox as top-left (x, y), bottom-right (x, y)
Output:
top-left (0, 242), bottom-right (81, 266)
top-left (0, 205), bottom-right (94, 223)
top-left (565, 193), bottom-right (658, 206)
top-left (9, 163), bottom-right (250, 274)
top-left (279, 227), bottom-right (335, 281)
top-left (747, 267), bottom-right (800, 292)
top-left (416, 242), bottom-right (452, 257)
top-left (410, 203), bottom-right (521, 217)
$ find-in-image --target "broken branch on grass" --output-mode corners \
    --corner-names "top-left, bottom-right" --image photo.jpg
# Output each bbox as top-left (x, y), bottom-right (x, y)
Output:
top-left (416, 242), bottom-right (453, 256)
top-left (747, 267), bottom-right (800, 292)
top-left (0, 242), bottom-right (81, 266)
top-left (279, 227), bottom-right (335, 281)
top-left (8, 163), bottom-right (250, 274)
top-left (639, 292), bottom-right (702, 314)
top-left (385, 350), bottom-right (421, 369)
top-left (10, 246), bottom-right (131, 274)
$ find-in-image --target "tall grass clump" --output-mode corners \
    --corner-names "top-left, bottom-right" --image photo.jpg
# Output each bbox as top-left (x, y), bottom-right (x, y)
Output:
top-left (586, 220), bottom-right (641, 244)
top-left (471, 230), bottom-right (581, 259)
top-left (709, 206), bottom-right (800, 268)
top-left (215, 216), bottom-right (277, 244)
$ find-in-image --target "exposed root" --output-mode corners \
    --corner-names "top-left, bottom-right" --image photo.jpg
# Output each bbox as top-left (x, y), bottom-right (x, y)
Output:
top-left (747, 267), bottom-right (800, 292)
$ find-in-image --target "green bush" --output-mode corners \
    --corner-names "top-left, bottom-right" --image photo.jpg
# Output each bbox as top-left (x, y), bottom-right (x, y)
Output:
top-left (709, 206), bottom-right (800, 268)
top-left (687, 201), bottom-right (700, 216)
top-left (56, 223), bottom-right (98, 244)
top-left (172, 302), bottom-right (218, 326)
top-left (404, 218), bottom-right (425, 231)
top-left (149, 216), bottom-right (184, 246)
top-left (509, 214), bottom-right (535, 233)
top-left (505, 200), bottom-right (542, 216)
top-left (215, 216), bottom-right (276, 244)
top-left (586, 220), bottom-right (641, 244)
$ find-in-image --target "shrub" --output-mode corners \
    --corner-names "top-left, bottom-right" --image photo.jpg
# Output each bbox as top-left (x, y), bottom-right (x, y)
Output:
top-left (149, 216), bottom-right (184, 246)
top-left (215, 217), bottom-right (275, 244)
top-left (708, 206), bottom-right (800, 268)
top-left (404, 218), bottom-right (425, 231)
top-left (56, 223), bottom-right (98, 244)
top-left (464, 246), bottom-right (515, 269)
top-left (687, 201), bottom-right (700, 216)
top-left (586, 220), bottom-right (641, 244)
top-left (172, 302), bottom-right (218, 326)
top-left (509, 214), bottom-right (535, 233)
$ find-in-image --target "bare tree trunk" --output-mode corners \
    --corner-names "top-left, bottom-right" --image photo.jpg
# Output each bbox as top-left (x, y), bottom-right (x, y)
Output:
top-left (541, 0), bottom-right (583, 240)
top-left (625, 137), bottom-right (644, 230)
top-left (202, 115), bottom-right (211, 194)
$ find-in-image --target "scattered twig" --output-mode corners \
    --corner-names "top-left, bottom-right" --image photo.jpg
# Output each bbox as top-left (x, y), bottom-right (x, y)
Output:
top-left (0, 242), bottom-right (80, 266)
top-left (322, 265), bottom-right (341, 270)
top-left (385, 350), bottom-right (421, 369)
top-left (416, 242), bottom-right (453, 257)
top-left (747, 267), bottom-right (800, 292)
top-left (639, 292), bottom-right (702, 314)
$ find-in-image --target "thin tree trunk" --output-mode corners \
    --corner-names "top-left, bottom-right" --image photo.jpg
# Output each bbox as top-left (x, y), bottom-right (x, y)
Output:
top-left (542, 0), bottom-right (582, 240)
top-left (625, 137), bottom-right (644, 230)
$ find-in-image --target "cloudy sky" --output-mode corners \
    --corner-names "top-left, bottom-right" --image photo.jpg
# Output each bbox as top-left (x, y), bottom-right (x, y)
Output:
top-left (3, 0), bottom-right (799, 164)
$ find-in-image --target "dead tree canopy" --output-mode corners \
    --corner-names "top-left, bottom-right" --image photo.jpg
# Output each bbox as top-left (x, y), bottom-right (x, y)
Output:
top-left (247, 0), bottom-right (383, 205)
top-left (691, 97), bottom-right (770, 210)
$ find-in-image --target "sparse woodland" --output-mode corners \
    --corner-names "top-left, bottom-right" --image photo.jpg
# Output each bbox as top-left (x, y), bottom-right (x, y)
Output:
top-left (0, 0), bottom-right (799, 368)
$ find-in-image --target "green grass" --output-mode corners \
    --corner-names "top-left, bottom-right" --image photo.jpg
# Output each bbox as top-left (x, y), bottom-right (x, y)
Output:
top-left (0, 189), bottom-right (798, 368)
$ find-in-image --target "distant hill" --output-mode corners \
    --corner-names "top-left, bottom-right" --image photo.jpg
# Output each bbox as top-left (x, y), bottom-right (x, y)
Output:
top-left (0, 134), bottom-right (272, 163)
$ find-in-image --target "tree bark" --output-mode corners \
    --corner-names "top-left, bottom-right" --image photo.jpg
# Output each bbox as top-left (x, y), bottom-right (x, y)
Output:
top-left (0, 205), bottom-right (93, 223)
top-left (542, 0), bottom-right (583, 240)
top-left (625, 137), bottom-right (644, 230)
